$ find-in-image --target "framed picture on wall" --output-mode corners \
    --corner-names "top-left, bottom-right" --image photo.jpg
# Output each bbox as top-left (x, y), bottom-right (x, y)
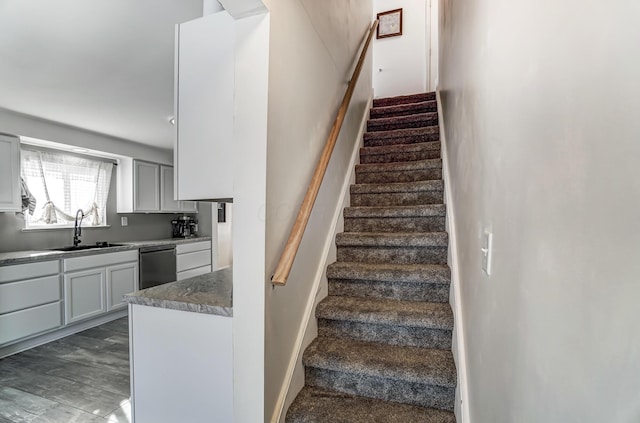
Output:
top-left (376, 8), bottom-right (403, 39)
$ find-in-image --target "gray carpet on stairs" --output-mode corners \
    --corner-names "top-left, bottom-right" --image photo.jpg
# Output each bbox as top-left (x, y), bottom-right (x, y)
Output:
top-left (286, 91), bottom-right (457, 422)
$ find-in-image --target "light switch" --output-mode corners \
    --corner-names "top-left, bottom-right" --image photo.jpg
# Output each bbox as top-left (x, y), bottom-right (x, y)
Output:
top-left (121, 216), bottom-right (128, 226)
top-left (481, 230), bottom-right (493, 276)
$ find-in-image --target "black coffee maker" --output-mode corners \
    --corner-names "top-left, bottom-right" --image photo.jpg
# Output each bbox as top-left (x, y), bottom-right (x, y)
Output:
top-left (171, 216), bottom-right (198, 238)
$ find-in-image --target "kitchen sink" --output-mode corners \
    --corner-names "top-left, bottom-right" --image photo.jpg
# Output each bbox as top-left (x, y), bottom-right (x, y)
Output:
top-left (49, 243), bottom-right (127, 252)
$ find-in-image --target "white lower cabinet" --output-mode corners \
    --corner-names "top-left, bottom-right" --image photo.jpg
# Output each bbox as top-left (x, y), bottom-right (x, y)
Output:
top-left (63, 250), bottom-right (138, 325)
top-left (176, 240), bottom-right (212, 280)
top-left (107, 262), bottom-right (138, 312)
top-left (64, 268), bottom-right (106, 324)
top-left (0, 260), bottom-right (62, 347)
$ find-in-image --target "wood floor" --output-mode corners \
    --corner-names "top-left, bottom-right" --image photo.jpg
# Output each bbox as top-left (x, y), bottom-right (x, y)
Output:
top-left (0, 318), bottom-right (131, 423)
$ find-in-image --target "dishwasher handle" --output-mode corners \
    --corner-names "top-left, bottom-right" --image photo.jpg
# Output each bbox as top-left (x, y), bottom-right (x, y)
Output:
top-left (139, 244), bottom-right (176, 254)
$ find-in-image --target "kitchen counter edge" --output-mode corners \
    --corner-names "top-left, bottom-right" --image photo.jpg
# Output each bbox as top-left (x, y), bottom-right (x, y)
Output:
top-left (0, 237), bottom-right (212, 266)
top-left (124, 267), bottom-right (232, 317)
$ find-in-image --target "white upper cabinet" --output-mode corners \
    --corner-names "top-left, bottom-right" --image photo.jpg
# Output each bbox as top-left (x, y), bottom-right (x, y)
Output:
top-left (160, 165), bottom-right (181, 213)
top-left (174, 11), bottom-right (235, 201)
top-left (0, 134), bottom-right (21, 212)
top-left (134, 160), bottom-right (161, 212)
top-left (117, 159), bottom-right (198, 214)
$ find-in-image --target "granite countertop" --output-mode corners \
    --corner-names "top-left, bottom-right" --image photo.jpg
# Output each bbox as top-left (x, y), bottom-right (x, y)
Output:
top-left (124, 267), bottom-right (232, 317)
top-left (0, 237), bottom-right (212, 266)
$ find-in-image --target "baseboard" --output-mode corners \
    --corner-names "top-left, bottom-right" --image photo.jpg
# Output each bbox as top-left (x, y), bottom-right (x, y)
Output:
top-left (436, 89), bottom-right (471, 423)
top-left (271, 94), bottom-right (373, 423)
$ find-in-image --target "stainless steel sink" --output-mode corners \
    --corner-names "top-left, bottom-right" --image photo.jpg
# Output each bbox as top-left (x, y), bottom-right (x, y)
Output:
top-left (49, 243), bottom-right (127, 252)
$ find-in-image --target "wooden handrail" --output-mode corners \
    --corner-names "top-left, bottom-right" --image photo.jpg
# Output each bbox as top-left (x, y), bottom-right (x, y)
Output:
top-left (272, 20), bottom-right (379, 286)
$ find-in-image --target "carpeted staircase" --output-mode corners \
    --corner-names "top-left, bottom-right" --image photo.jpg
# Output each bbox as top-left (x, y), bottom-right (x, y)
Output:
top-left (286, 92), bottom-right (457, 423)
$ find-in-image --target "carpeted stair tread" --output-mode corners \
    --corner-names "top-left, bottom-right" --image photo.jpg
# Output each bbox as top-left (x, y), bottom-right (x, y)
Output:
top-left (303, 337), bottom-right (457, 388)
top-left (317, 296), bottom-right (453, 330)
top-left (355, 159), bottom-right (442, 184)
top-left (336, 231), bottom-right (448, 248)
top-left (345, 204), bottom-right (446, 219)
top-left (364, 126), bottom-right (440, 141)
top-left (360, 141), bottom-right (441, 164)
top-left (356, 159), bottom-right (442, 174)
top-left (373, 92), bottom-right (436, 108)
top-left (370, 100), bottom-right (437, 119)
top-left (286, 387), bottom-right (455, 423)
top-left (327, 262), bottom-right (450, 284)
top-left (351, 180), bottom-right (443, 194)
top-left (363, 127), bottom-right (440, 148)
top-left (367, 113), bottom-right (438, 132)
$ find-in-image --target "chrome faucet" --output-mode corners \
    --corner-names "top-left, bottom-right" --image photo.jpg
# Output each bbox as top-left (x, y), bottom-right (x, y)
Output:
top-left (73, 209), bottom-right (85, 247)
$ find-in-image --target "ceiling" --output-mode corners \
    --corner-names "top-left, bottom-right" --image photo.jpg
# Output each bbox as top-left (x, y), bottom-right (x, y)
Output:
top-left (0, 0), bottom-right (203, 149)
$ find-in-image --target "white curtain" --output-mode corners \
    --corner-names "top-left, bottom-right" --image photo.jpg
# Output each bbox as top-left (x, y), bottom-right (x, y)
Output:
top-left (21, 149), bottom-right (113, 226)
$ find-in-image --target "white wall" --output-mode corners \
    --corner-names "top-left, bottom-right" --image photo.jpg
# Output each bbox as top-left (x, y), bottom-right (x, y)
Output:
top-left (261, 0), bottom-right (373, 421)
top-left (372, 0), bottom-right (427, 98)
top-left (439, 0), bottom-right (640, 421)
top-left (232, 12), bottom-right (270, 423)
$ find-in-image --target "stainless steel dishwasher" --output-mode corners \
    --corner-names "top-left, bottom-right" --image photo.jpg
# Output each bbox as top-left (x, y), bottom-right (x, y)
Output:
top-left (139, 245), bottom-right (177, 289)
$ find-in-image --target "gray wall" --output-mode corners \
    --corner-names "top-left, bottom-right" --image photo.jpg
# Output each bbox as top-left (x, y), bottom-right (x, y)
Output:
top-left (439, 0), bottom-right (640, 421)
top-left (0, 170), bottom-right (212, 253)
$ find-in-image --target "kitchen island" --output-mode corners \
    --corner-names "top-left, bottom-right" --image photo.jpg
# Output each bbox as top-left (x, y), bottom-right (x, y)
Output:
top-left (124, 267), bottom-right (233, 423)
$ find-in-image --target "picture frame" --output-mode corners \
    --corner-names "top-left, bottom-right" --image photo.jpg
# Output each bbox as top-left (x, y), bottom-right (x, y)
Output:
top-left (376, 8), bottom-right (403, 39)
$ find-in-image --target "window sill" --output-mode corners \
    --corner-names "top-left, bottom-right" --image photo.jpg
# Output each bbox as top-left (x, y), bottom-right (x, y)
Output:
top-left (21, 225), bottom-right (111, 232)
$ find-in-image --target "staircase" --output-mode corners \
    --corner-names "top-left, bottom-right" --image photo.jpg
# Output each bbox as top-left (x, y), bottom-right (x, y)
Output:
top-left (286, 92), bottom-right (457, 423)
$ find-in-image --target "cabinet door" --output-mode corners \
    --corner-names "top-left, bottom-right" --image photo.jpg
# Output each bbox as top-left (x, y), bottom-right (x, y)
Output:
top-left (134, 160), bottom-right (160, 212)
top-left (106, 262), bottom-right (138, 312)
top-left (0, 134), bottom-right (21, 212)
top-left (64, 268), bottom-right (106, 324)
top-left (160, 165), bottom-right (181, 213)
top-left (180, 201), bottom-right (198, 213)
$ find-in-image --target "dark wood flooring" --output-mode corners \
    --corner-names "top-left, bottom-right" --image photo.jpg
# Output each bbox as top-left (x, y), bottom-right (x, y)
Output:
top-left (0, 318), bottom-right (130, 422)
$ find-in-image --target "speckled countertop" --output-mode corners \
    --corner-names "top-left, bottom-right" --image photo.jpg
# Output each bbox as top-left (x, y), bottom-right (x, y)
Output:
top-left (0, 237), bottom-right (211, 266)
top-left (124, 267), bottom-right (232, 317)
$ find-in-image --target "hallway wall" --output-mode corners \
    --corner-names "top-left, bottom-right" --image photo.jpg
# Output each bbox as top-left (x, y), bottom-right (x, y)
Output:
top-left (439, 0), bottom-right (640, 421)
top-left (262, 0), bottom-right (373, 420)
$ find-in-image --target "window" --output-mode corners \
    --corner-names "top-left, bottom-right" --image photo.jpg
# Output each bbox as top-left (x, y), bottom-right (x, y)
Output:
top-left (21, 148), bottom-right (114, 228)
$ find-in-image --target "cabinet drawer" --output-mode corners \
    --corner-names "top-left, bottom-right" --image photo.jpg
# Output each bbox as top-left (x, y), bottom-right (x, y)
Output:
top-left (0, 302), bottom-right (62, 346)
top-left (0, 260), bottom-right (59, 284)
top-left (176, 241), bottom-right (211, 255)
top-left (0, 275), bottom-right (61, 314)
top-left (176, 250), bottom-right (211, 273)
top-left (177, 265), bottom-right (212, 281)
top-left (64, 250), bottom-right (138, 272)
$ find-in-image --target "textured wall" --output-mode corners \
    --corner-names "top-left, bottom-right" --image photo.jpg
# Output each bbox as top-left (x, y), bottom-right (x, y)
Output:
top-left (439, 0), bottom-right (640, 421)
top-left (262, 0), bottom-right (373, 420)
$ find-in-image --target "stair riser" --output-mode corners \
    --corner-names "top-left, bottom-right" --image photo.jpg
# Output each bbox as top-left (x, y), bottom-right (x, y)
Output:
top-left (337, 246), bottom-right (448, 265)
top-left (370, 102), bottom-right (437, 119)
top-left (367, 116), bottom-right (438, 132)
top-left (373, 92), bottom-right (436, 108)
top-left (305, 367), bottom-right (455, 412)
top-left (344, 216), bottom-right (445, 233)
top-left (360, 148), bottom-right (441, 164)
top-left (350, 191), bottom-right (444, 207)
top-left (364, 133), bottom-right (440, 148)
top-left (318, 320), bottom-right (452, 350)
top-left (329, 279), bottom-right (450, 303)
top-left (356, 168), bottom-right (442, 184)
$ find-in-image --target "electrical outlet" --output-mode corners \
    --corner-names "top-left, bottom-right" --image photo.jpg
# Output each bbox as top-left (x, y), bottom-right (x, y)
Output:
top-left (121, 216), bottom-right (128, 227)
top-left (481, 230), bottom-right (493, 276)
